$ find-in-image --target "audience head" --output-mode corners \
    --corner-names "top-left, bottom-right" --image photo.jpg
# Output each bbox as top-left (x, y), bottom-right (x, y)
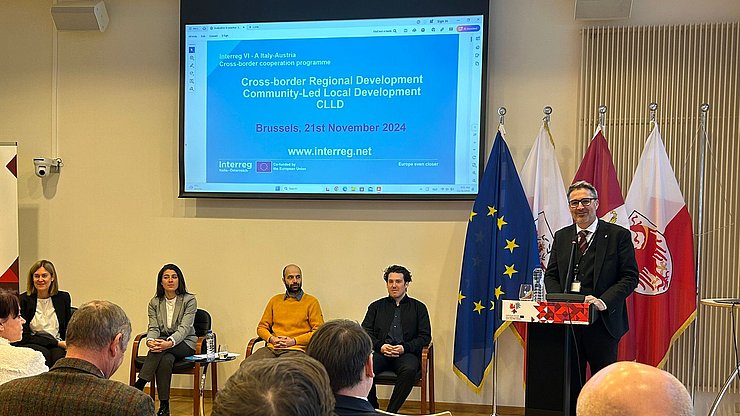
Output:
top-left (282, 263), bottom-right (303, 294)
top-left (66, 300), bottom-right (132, 378)
top-left (26, 259), bottom-right (59, 296)
top-left (576, 361), bottom-right (694, 416)
top-left (213, 354), bottom-right (334, 416)
top-left (307, 319), bottom-right (374, 394)
top-left (0, 289), bottom-right (25, 342)
top-left (155, 263), bottom-right (189, 298)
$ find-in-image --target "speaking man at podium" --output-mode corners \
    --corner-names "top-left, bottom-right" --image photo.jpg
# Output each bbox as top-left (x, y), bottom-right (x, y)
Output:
top-left (544, 181), bottom-right (638, 401)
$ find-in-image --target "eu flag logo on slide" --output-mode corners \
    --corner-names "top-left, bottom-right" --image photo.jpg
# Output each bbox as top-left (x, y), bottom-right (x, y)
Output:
top-left (256, 161), bottom-right (272, 173)
top-left (452, 128), bottom-right (539, 392)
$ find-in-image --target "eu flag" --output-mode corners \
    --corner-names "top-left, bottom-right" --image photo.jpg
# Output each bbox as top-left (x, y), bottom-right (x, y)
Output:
top-left (453, 128), bottom-right (539, 392)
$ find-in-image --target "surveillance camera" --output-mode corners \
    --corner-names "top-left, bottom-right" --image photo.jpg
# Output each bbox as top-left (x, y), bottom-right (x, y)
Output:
top-left (33, 157), bottom-right (54, 178)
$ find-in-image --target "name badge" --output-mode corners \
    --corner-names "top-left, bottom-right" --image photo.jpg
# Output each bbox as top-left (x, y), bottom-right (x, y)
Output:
top-left (570, 281), bottom-right (581, 293)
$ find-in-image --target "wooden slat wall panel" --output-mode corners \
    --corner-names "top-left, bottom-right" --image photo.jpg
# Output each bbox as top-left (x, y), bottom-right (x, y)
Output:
top-left (579, 22), bottom-right (740, 392)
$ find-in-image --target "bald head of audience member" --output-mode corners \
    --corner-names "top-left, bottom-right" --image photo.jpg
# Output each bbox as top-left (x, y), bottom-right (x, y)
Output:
top-left (576, 361), bottom-right (694, 416)
top-left (213, 354), bottom-right (335, 416)
top-left (307, 319), bottom-right (374, 396)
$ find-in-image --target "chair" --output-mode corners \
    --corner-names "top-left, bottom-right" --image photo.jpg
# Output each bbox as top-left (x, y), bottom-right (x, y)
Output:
top-left (130, 309), bottom-right (218, 416)
top-left (374, 342), bottom-right (435, 414)
top-left (244, 336), bottom-right (266, 357)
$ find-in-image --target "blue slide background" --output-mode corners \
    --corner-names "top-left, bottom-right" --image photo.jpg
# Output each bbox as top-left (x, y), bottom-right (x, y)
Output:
top-left (205, 35), bottom-right (459, 184)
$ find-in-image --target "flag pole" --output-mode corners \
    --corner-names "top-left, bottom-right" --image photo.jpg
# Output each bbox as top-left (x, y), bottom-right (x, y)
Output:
top-left (492, 340), bottom-right (499, 416)
top-left (598, 105), bottom-right (607, 131)
top-left (649, 102), bottom-right (658, 125)
top-left (690, 103), bottom-right (710, 402)
top-left (491, 105), bottom-right (506, 416)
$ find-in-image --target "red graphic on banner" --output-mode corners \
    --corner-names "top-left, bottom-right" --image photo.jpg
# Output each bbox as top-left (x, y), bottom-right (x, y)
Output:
top-left (6, 155), bottom-right (17, 178)
top-left (0, 257), bottom-right (19, 283)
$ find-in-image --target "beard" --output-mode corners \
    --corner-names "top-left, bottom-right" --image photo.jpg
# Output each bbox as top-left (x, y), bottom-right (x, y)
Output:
top-left (285, 282), bottom-right (301, 293)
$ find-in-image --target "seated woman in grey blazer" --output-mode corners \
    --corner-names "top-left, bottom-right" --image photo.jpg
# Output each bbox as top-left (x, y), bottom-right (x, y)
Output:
top-left (133, 263), bottom-right (197, 416)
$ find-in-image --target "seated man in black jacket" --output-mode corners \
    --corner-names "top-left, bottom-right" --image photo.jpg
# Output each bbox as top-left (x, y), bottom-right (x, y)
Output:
top-left (361, 265), bottom-right (431, 413)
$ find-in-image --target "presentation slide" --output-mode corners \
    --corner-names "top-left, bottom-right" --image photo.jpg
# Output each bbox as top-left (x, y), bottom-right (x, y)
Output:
top-left (182, 16), bottom-right (485, 197)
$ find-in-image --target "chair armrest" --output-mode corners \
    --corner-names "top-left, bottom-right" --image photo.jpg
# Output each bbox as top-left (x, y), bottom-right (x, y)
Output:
top-left (194, 335), bottom-right (206, 354)
top-left (131, 332), bottom-right (147, 358)
top-left (421, 341), bottom-right (433, 371)
top-left (245, 336), bottom-right (266, 357)
top-left (129, 332), bottom-right (147, 385)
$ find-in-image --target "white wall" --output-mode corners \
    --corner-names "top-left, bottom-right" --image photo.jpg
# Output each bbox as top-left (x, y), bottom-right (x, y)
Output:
top-left (1, 0), bottom-right (738, 407)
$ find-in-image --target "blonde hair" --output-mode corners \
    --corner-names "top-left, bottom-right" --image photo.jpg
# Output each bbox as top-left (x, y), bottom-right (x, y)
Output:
top-left (26, 260), bottom-right (59, 296)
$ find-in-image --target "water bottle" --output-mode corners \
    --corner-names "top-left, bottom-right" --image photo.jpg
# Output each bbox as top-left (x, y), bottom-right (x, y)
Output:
top-left (205, 330), bottom-right (216, 360)
top-left (532, 267), bottom-right (545, 302)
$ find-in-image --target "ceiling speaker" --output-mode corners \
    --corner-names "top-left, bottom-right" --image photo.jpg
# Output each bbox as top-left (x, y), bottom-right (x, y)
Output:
top-left (51, 1), bottom-right (109, 32)
top-left (575, 0), bottom-right (632, 20)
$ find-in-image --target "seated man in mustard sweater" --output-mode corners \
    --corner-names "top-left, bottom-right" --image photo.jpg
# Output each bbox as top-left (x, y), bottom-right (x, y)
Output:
top-left (243, 264), bottom-right (324, 363)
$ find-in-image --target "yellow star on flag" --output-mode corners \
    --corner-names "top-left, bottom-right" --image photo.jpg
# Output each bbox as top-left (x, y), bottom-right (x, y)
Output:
top-left (469, 211), bottom-right (477, 222)
top-left (458, 291), bottom-right (466, 305)
top-left (487, 206), bottom-right (497, 216)
top-left (489, 300), bottom-right (496, 310)
top-left (504, 238), bottom-right (519, 253)
top-left (473, 301), bottom-right (485, 314)
top-left (497, 216), bottom-right (507, 230)
top-left (503, 264), bottom-right (517, 278)
top-left (494, 286), bottom-right (505, 299)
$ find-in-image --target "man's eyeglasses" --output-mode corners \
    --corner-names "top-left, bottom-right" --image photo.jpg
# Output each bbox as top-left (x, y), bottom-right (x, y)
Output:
top-left (568, 198), bottom-right (596, 208)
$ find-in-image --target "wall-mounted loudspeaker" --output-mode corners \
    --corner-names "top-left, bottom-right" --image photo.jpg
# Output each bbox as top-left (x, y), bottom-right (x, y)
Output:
top-left (575, 0), bottom-right (632, 20)
top-left (51, 1), bottom-right (109, 32)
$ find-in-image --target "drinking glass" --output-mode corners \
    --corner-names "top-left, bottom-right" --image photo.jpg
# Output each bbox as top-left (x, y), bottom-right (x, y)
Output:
top-left (519, 284), bottom-right (533, 301)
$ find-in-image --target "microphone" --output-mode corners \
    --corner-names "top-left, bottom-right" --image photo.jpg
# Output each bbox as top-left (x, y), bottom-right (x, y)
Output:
top-left (564, 238), bottom-right (577, 294)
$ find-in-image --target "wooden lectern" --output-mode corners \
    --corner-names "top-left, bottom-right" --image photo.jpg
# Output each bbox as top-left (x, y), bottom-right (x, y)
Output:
top-left (502, 299), bottom-right (597, 416)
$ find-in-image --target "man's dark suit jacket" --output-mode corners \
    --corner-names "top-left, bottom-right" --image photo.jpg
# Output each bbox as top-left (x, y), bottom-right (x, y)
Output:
top-left (334, 394), bottom-right (379, 415)
top-left (16, 291), bottom-right (72, 347)
top-left (361, 295), bottom-right (431, 357)
top-left (0, 357), bottom-right (154, 416)
top-left (544, 220), bottom-right (638, 339)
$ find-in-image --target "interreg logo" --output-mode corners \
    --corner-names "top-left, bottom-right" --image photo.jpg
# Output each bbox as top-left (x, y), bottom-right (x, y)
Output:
top-left (218, 160), bottom-right (252, 172)
top-left (629, 211), bottom-right (672, 295)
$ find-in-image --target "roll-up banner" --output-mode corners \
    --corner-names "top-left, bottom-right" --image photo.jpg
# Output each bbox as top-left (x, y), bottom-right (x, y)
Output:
top-left (0, 143), bottom-right (19, 291)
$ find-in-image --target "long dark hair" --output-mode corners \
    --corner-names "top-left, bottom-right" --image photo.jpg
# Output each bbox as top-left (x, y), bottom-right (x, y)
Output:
top-left (156, 263), bottom-right (191, 298)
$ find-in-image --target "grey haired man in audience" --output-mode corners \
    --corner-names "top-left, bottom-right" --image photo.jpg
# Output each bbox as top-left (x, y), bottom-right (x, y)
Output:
top-left (0, 300), bottom-right (154, 416)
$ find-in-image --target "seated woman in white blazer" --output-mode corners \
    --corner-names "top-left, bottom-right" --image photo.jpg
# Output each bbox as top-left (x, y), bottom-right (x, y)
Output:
top-left (133, 263), bottom-right (197, 416)
top-left (0, 288), bottom-right (48, 385)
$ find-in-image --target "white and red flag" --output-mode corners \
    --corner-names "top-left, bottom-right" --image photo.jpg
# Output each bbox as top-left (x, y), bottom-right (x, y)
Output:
top-left (513, 123), bottom-right (573, 371)
top-left (624, 124), bottom-right (696, 367)
top-left (521, 123), bottom-right (572, 269)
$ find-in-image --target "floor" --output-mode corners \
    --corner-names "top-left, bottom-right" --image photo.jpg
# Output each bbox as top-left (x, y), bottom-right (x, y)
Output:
top-left (168, 390), bottom-right (740, 415)
top-left (168, 397), bottom-right (491, 416)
